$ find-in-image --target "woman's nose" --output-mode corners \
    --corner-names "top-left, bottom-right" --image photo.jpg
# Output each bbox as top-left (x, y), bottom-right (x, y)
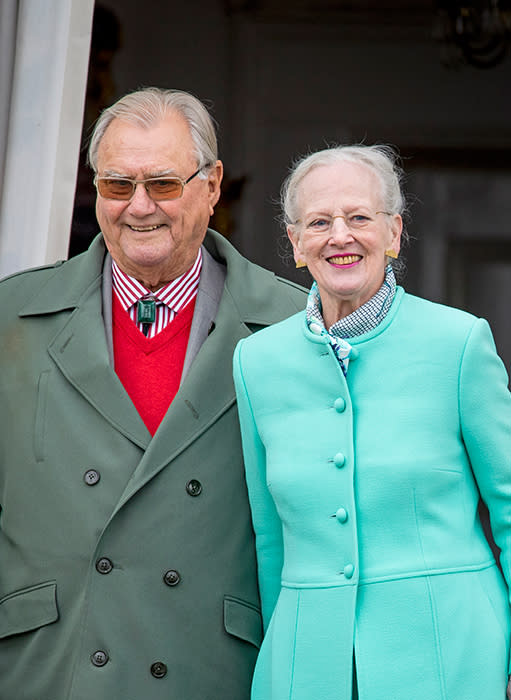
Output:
top-left (329, 215), bottom-right (355, 242)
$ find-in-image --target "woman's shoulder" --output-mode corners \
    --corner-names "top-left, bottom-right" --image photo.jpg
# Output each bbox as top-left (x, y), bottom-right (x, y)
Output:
top-left (399, 291), bottom-right (480, 334)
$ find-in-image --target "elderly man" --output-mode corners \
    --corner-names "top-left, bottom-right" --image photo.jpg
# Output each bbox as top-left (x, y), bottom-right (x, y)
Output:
top-left (0, 88), bottom-right (305, 700)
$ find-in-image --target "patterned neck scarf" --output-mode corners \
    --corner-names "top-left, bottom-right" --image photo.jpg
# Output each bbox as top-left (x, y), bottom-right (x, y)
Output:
top-left (306, 264), bottom-right (397, 375)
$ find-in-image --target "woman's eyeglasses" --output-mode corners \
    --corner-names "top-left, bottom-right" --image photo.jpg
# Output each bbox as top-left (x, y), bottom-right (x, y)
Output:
top-left (297, 211), bottom-right (391, 233)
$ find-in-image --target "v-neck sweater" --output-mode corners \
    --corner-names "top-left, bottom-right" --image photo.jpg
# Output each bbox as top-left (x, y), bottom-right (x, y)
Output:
top-left (112, 292), bottom-right (196, 435)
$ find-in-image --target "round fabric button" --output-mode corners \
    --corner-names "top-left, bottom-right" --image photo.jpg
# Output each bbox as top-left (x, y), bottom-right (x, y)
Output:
top-left (84, 469), bottom-right (100, 486)
top-left (150, 662), bottom-right (168, 678)
top-left (334, 397), bottom-right (346, 413)
top-left (186, 479), bottom-right (202, 497)
top-left (163, 570), bottom-right (181, 587)
top-left (91, 650), bottom-right (109, 667)
top-left (343, 563), bottom-right (355, 579)
top-left (333, 453), bottom-right (346, 468)
top-left (96, 557), bottom-right (113, 574)
top-left (336, 507), bottom-right (348, 524)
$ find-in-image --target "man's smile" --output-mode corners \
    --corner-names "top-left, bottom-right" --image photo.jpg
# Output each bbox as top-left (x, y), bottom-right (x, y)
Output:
top-left (127, 224), bottom-right (164, 232)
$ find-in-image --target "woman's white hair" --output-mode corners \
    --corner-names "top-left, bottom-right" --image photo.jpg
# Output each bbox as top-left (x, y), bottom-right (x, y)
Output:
top-left (88, 87), bottom-right (218, 176)
top-left (282, 144), bottom-right (407, 231)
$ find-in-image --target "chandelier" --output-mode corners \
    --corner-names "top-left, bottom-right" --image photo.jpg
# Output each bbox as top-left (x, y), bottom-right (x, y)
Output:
top-left (434, 0), bottom-right (511, 68)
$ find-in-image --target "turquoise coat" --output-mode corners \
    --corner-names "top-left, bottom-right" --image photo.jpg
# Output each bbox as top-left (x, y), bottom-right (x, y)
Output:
top-left (233, 287), bottom-right (511, 700)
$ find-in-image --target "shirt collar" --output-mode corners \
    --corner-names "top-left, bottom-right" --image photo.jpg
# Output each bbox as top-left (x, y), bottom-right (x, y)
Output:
top-left (111, 248), bottom-right (203, 312)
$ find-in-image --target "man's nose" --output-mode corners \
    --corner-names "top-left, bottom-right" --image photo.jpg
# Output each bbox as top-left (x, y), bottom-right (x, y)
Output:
top-left (127, 183), bottom-right (158, 214)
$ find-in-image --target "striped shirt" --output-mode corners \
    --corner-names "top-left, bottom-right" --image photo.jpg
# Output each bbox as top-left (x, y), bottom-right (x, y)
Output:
top-left (111, 249), bottom-right (202, 338)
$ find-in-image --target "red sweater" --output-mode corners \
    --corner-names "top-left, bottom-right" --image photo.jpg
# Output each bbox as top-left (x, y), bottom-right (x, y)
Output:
top-left (113, 293), bottom-right (196, 435)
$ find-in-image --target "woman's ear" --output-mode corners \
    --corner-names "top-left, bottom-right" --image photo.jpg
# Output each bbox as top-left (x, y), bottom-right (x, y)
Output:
top-left (287, 225), bottom-right (304, 266)
top-left (387, 214), bottom-right (402, 258)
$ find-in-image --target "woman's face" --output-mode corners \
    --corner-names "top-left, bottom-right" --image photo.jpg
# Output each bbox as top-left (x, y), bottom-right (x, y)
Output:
top-left (288, 161), bottom-right (402, 327)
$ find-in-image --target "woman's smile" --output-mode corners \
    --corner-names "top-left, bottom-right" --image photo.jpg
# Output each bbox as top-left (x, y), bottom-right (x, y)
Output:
top-left (327, 254), bottom-right (362, 267)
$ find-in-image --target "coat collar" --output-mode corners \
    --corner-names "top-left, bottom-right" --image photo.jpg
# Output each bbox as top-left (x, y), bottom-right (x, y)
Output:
top-left (203, 229), bottom-right (305, 327)
top-left (18, 236), bottom-right (148, 449)
top-left (19, 235), bottom-right (107, 317)
top-left (19, 229), bottom-right (301, 327)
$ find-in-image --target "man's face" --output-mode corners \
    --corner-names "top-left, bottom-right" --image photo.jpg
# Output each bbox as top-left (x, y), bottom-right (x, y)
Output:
top-left (95, 112), bottom-right (222, 289)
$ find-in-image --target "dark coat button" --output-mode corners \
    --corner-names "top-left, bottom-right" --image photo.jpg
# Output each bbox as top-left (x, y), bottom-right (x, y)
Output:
top-left (91, 650), bottom-right (109, 666)
top-left (163, 570), bottom-right (180, 586)
top-left (84, 469), bottom-right (100, 485)
top-left (186, 479), bottom-right (202, 496)
top-left (96, 557), bottom-right (113, 574)
top-left (150, 662), bottom-right (167, 678)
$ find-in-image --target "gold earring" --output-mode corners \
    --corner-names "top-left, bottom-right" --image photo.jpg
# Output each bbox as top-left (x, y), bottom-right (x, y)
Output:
top-left (295, 259), bottom-right (307, 269)
top-left (385, 249), bottom-right (398, 259)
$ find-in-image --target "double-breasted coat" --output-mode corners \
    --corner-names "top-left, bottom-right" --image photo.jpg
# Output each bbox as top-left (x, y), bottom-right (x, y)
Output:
top-left (0, 230), bottom-right (306, 700)
top-left (233, 287), bottom-right (511, 700)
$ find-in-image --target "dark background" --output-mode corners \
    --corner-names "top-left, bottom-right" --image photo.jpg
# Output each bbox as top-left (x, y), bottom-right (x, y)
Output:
top-left (71, 0), bottom-right (511, 373)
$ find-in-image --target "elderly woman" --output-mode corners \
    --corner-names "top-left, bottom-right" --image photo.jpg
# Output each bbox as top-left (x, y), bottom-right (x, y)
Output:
top-left (233, 145), bottom-right (511, 700)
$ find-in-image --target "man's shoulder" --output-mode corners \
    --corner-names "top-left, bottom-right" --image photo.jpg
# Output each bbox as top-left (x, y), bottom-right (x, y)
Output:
top-left (0, 260), bottom-right (67, 306)
top-left (237, 309), bottom-right (304, 355)
top-left (228, 256), bottom-right (307, 323)
top-left (257, 269), bottom-right (308, 310)
top-left (273, 273), bottom-right (308, 299)
top-left (0, 259), bottom-right (66, 284)
top-left (0, 237), bottom-right (105, 313)
top-left (205, 229), bottom-right (307, 323)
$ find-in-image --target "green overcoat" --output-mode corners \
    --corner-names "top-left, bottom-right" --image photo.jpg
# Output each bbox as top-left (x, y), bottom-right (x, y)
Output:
top-left (0, 230), bottom-right (306, 700)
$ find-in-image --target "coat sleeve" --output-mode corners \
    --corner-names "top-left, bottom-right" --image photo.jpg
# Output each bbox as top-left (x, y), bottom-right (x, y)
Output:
top-left (233, 340), bottom-right (283, 631)
top-left (458, 317), bottom-right (511, 669)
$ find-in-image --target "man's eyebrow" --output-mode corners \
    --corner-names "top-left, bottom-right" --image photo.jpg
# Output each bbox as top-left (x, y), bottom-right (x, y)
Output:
top-left (99, 170), bottom-right (128, 178)
top-left (98, 168), bottom-right (180, 179)
top-left (146, 168), bottom-right (180, 178)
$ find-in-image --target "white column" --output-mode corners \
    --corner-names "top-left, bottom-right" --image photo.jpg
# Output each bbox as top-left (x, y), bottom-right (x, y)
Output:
top-left (0, 0), bottom-right (19, 198)
top-left (0, 0), bottom-right (94, 277)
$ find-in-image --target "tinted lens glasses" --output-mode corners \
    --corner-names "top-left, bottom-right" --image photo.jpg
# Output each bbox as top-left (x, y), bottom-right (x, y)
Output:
top-left (94, 168), bottom-right (202, 201)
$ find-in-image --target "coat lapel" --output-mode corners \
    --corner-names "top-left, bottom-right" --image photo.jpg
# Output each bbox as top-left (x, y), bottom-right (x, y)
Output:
top-left (115, 286), bottom-right (251, 507)
top-left (20, 231), bottom-right (304, 513)
top-left (113, 229), bottom-right (306, 509)
top-left (20, 238), bottom-right (151, 450)
top-left (47, 287), bottom-right (151, 449)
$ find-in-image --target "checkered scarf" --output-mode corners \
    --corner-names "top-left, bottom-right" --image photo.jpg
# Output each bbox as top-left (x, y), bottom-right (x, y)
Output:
top-left (306, 264), bottom-right (397, 375)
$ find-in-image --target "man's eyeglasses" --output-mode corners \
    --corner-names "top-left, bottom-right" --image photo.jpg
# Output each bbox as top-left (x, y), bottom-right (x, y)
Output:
top-left (94, 167), bottom-right (204, 201)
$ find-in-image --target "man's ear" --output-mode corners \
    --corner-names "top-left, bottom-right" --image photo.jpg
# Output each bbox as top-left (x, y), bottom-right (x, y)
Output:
top-left (208, 160), bottom-right (223, 213)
